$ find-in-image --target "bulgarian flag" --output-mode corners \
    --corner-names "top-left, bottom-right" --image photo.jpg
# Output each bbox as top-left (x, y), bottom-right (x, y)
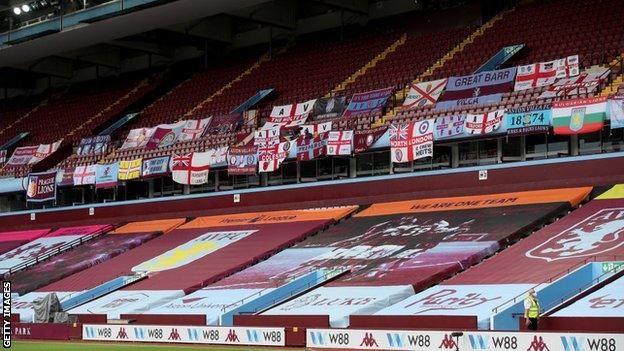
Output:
top-left (552, 96), bottom-right (607, 135)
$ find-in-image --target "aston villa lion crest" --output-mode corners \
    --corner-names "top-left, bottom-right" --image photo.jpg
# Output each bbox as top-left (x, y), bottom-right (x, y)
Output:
top-left (526, 208), bottom-right (624, 262)
top-left (570, 107), bottom-right (586, 132)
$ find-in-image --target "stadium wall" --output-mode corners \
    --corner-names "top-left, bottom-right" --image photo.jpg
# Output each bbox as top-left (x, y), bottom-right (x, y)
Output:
top-left (2, 153), bottom-right (624, 230)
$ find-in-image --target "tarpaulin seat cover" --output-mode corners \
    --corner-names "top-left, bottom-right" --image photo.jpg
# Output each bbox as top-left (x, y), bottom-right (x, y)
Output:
top-left (111, 218), bottom-right (186, 235)
top-left (377, 186), bottom-right (624, 327)
top-left (261, 187), bottom-right (591, 327)
top-left (15, 207), bottom-right (356, 320)
top-left (552, 276), bottom-right (624, 317)
top-left (0, 229), bottom-right (51, 255)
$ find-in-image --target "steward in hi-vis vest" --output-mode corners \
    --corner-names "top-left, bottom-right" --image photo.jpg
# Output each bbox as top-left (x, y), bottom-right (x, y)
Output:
top-left (524, 288), bottom-right (540, 330)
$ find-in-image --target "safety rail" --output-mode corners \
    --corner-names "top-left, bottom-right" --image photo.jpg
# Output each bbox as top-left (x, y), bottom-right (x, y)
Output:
top-left (1, 227), bottom-right (109, 278)
top-left (492, 254), bottom-right (624, 314)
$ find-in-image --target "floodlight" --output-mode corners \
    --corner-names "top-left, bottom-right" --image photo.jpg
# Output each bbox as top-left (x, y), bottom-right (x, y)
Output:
top-left (22, 4), bottom-right (31, 12)
top-left (13, 7), bottom-right (21, 15)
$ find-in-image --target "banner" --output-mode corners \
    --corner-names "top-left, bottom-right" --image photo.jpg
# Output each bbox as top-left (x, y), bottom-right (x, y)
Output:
top-left (118, 158), bottom-right (142, 181)
top-left (95, 163), bottom-right (120, 189)
top-left (389, 119), bottom-right (434, 163)
top-left (145, 121), bottom-right (185, 149)
top-left (254, 128), bottom-right (281, 147)
top-left (608, 95), bottom-right (624, 129)
top-left (206, 114), bottom-right (241, 134)
top-left (437, 67), bottom-right (516, 109)
top-left (343, 87), bottom-right (394, 118)
top-left (326, 131), bottom-right (353, 155)
top-left (29, 141), bottom-right (61, 165)
top-left (465, 110), bottom-right (504, 135)
top-left (504, 104), bottom-right (551, 135)
top-left (313, 96), bottom-right (346, 120)
top-left (301, 121), bottom-right (332, 136)
top-left (403, 78), bottom-right (448, 109)
top-left (434, 115), bottom-right (465, 139)
top-left (77, 135), bottom-right (110, 156)
top-left (6, 146), bottom-right (37, 166)
top-left (205, 146), bottom-right (229, 167)
top-left (121, 127), bottom-right (154, 150)
top-left (354, 126), bottom-right (387, 153)
top-left (297, 134), bottom-right (327, 161)
top-left (307, 328), bottom-right (449, 350)
top-left (268, 99), bottom-right (316, 127)
top-left (141, 156), bottom-right (170, 178)
top-left (258, 141), bottom-right (292, 173)
top-left (82, 324), bottom-right (285, 346)
top-left (243, 110), bottom-right (258, 127)
top-left (552, 96), bottom-right (606, 135)
top-left (73, 164), bottom-right (97, 185)
top-left (179, 118), bottom-right (211, 142)
top-left (25, 171), bottom-right (57, 203)
top-left (57, 167), bottom-right (74, 187)
top-left (0, 149), bottom-right (6, 164)
top-left (172, 152), bottom-right (210, 185)
top-left (227, 146), bottom-right (257, 175)
top-left (540, 67), bottom-right (610, 98)
top-left (514, 55), bottom-right (579, 91)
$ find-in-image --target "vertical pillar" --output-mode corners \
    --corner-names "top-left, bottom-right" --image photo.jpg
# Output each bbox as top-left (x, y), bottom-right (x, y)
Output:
top-left (570, 135), bottom-right (579, 156)
top-left (497, 138), bottom-right (503, 164)
top-left (148, 179), bottom-right (155, 198)
top-left (451, 144), bottom-right (459, 168)
top-left (183, 185), bottom-right (190, 195)
top-left (296, 162), bottom-right (301, 183)
top-left (214, 171), bottom-right (219, 192)
top-left (260, 173), bottom-right (268, 187)
top-left (349, 157), bottom-right (357, 178)
top-left (520, 136), bottom-right (527, 162)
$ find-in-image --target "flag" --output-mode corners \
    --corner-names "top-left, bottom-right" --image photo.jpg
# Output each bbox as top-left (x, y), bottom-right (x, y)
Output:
top-left (268, 99), bottom-right (316, 127)
top-left (389, 120), bottom-right (434, 163)
top-left (296, 134), bottom-right (327, 161)
top-left (6, 146), bottom-right (38, 166)
top-left (77, 135), bottom-right (111, 155)
top-left (205, 114), bottom-right (241, 134)
top-left (57, 167), bottom-right (75, 187)
top-left (0, 150), bottom-right (6, 165)
top-left (28, 141), bottom-right (61, 165)
top-left (25, 171), bottom-right (57, 203)
top-left (179, 118), bottom-right (211, 141)
top-left (344, 87), bottom-right (394, 118)
top-left (540, 67), bottom-right (610, 98)
top-left (118, 158), bottom-right (142, 181)
top-left (227, 146), bottom-right (257, 175)
top-left (514, 61), bottom-right (558, 91)
top-left (403, 78), bottom-right (448, 109)
top-left (254, 127), bottom-right (280, 146)
top-left (145, 121), bottom-right (185, 149)
top-left (95, 163), bottom-right (120, 189)
top-left (312, 96), bottom-right (346, 121)
top-left (555, 55), bottom-right (580, 78)
top-left (141, 156), bottom-right (170, 178)
top-left (326, 131), bottom-right (353, 155)
top-left (552, 97), bottom-right (606, 135)
top-left (121, 127), bottom-right (154, 150)
top-left (172, 152), bottom-right (210, 185)
top-left (354, 126), bottom-right (388, 153)
top-left (205, 146), bottom-right (229, 167)
top-left (434, 115), bottom-right (465, 139)
top-left (243, 110), bottom-right (258, 127)
top-left (437, 67), bottom-right (516, 109)
top-left (300, 121), bottom-right (332, 136)
top-left (258, 141), bottom-right (292, 173)
top-left (73, 164), bottom-right (96, 185)
top-left (504, 104), bottom-right (551, 136)
top-left (465, 110), bottom-right (504, 135)
top-left (608, 95), bottom-right (624, 129)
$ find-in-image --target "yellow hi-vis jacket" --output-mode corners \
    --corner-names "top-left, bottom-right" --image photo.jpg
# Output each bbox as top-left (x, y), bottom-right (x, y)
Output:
top-left (526, 295), bottom-right (540, 318)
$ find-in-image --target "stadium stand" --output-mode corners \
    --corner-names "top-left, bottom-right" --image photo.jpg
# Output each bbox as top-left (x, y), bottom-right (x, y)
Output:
top-left (0, 229), bottom-right (50, 255)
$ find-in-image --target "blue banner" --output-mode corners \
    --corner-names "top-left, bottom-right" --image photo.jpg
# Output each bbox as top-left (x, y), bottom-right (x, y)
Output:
top-left (95, 163), bottom-right (119, 189)
top-left (504, 104), bottom-right (552, 135)
top-left (142, 156), bottom-right (170, 178)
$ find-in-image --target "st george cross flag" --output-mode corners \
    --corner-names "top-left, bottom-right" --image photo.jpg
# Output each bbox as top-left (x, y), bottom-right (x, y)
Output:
top-left (121, 127), bottom-right (154, 149)
top-left (465, 110), bottom-right (504, 135)
top-left (402, 78), bottom-right (448, 109)
top-left (608, 95), bottom-right (624, 129)
top-left (172, 152), bottom-right (210, 185)
top-left (555, 55), bottom-right (580, 79)
top-left (434, 115), bottom-right (465, 139)
top-left (73, 164), bottom-right (96, 185)
top-left (268, 99), bottom-right (317, 127)
top-left (326, 131), bottom-right (353, 155)
top-left (296, 134), bottom-right (327, 161)
top-left (300, 121), bottom-right (332, 136)
top-left (552, 96), bottom-right (606, 135)
top-left (540, 67), bottom-right (610, 98)
top-left (145, 121), bottom-right (185, 149)
top-left (95, 163), bottom-right (120, 189)
top-left (258, 141), bottom-right (292, 173)
top-left (389, 120), bottom-right (434, 163)
top-left (179, 118), bottom-right (211, 142)
top-left (29, 141), bottom-right (61, 165)
top-left (254, 128), bottom-right (280, 146)
top-left (514, 55), bottom-right (580, 91)
top-left (118, 158), bottom-right (142, 181)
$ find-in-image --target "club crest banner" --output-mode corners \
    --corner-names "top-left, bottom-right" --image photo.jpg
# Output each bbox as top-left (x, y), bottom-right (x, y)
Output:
top-left (354, 126), bottom-right (387, 153)
top-left (145, 121), bottom-right (185, 149)
top-left (389, 119), bottom-right (434, 163)
top-left (141, 156), bottom-right (170, 178)
top-left (227, 146), bottom-right (257, 175)
top-left (403, 78), bottom-right (448, 109)
top-left (205, 114), bottom-right (242, 134)
top-left (504, 104), bottom-right (551, 136)
top-left (552, 97), bottom-right (606, 135)
top-left (25, 171), bottom-right (57, 203)
top-left (343, 87), bottom-right (394, 118)
top-left (313, 96), bottom-right (346, 121)
top-left (95, 163), bottom-right (120, 189)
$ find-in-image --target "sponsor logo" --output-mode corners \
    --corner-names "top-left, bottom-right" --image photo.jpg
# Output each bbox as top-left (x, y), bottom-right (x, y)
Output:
top-left (561, 336), bottom-right (585, 351)
top-left (134, 327), bottom-right (145, 340)
top-left (13, 327), bottom-right (30, 336)
top-left (226, 329), bottom-right (240, 342)
top-left (168, 328), bottom-right (181, 340)
top-left (360, 332), bottom-right (379, 347)
top-left (116, 327), bottom-right (129, 339)
top-left (527, 336), bottom-right (550, 351)
top-left (469, 335), bottom-right (489, 350)
top-left (404, 288), bottom-right (502, 313)
top-left (277, 293), bottom-right (378, 311)
top-left (309, 331), bottom-right (325, 345)
top-left (439, 334), bottom-right (459, 350)
top-left (527, 208), bottom-right (624, 261)
top-left (96, 292), bottom-right (149, 312)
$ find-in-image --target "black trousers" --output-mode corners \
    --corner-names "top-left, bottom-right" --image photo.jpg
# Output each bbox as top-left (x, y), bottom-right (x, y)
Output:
top-left (528, 317), bottom-right (538, 330)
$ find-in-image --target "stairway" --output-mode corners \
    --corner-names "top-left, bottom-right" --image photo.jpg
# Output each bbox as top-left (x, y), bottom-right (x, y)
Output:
top-left (600, 53), bottom-right (624, 96)
top-left (326, 33), bottom-right (408, 97)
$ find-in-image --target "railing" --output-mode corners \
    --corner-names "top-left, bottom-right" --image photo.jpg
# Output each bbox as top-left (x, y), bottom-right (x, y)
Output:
top-left (492, 254), bottom-right (624, 314)
top-left (1, 227), bottom-right (109, 278)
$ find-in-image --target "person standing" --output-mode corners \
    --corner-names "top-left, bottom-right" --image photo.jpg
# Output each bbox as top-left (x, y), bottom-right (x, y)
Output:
top-left (524, 288), bottom-right (540, 330)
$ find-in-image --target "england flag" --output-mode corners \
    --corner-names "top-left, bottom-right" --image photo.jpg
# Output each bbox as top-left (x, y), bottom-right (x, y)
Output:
top-left (464, 110), bottom-right (504, 135)
top-left (326, 131), bottom-right (353, 155)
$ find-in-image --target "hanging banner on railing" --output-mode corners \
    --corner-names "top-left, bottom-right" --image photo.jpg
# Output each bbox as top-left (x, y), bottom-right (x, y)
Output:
top-left (142, 156), bottom-right (170, 178)
top-left (73, 164), bottom-right (96, 185)
top-left (608, 95), bottom-right (624, 129)
top-left (552, 97), bottom-right (607, 135)
top-left (77, 135), bottom-right (111, 156)
top-left (403, 78), bottom-right (448, 109)
top-left (145, 121), bottom-right (185, 149)
top-left (436, 67), bottom-right (516, 109)
top-left (434, 115), bottom-right (465, 139)
top-left (268, 99), bottom-right (316, 127)
top-left (25, 171), bottom-right (57, 203)
top-left (121, 127), bottom-right (154, 150)
top-left (179, 118), bottom-right (211, 142)
top-left (227, 146), bottom-right (257, 175)
top-left (354, 126), bottom-right (388, 153)
top-left (118, 158), bottom-right (142, 181)
top-left (95, 163), bottom-right (120, 189)
top-left (344, 87), bottom-right (394, 118)
top-left (313, 96), bottom-right (346, 121)
top-left (326, 131), bottom-right (353, 155)
top-left (504, 104), bottom-right (551, 136)
top-left (389, 120), bottom-right (433, 163)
